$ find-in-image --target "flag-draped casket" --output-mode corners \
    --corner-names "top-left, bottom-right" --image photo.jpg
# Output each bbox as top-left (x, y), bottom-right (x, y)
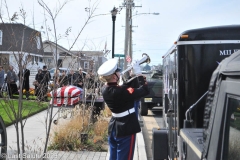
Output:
top-left (50, 86), bottom-right (83, 106)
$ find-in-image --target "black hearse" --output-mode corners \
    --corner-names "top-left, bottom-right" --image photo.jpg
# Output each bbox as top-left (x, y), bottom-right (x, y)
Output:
top-left (152, 25), bottom-right (240, 160)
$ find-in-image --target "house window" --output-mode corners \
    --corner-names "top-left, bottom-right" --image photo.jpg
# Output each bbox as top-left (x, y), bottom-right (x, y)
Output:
top-left (84, 61), bottom-right (89, 69)
top-left (58, 59), bottom-right (63, 67)
top-left (47, 58), bottom-right (52, 63)
top-left (0, 30), bottom-right (2, 45)
top-left (39, 57), bottom-right (43, 62)
top-left (35, 36), bottom-right (41, 49)
top-left (31, 56), bottom-right (34, 64)
top-left (35, 56), bottom-right (38, 62)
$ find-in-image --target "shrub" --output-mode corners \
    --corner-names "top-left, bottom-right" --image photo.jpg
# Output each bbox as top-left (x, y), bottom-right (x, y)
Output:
top-left (48, 105), bottom-right (110, 151)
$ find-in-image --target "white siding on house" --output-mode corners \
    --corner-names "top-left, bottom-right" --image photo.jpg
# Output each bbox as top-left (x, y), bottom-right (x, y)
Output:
top-left (61, 56), bottom-right (78, 69)
top-left (36, 36), bottom-right (41, 49)
top-left (0, 30), bottom-right (2, 45)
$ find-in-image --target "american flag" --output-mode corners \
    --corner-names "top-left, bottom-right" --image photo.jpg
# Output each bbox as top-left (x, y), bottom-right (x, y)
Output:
top-left (50, 86), bottom-right (83, 106)
top-left (126, 55), bottom-right (132, 62)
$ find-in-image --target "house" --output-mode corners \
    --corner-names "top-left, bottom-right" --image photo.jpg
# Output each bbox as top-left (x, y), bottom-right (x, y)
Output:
top-left (43, 40), bottom-right (107, 72)
top-left (0, 23), bottom-right (45, 77)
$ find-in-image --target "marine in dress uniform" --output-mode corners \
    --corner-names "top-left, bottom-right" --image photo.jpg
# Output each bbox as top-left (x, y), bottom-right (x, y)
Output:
top-left (98, 59), bottom-right (149, 160)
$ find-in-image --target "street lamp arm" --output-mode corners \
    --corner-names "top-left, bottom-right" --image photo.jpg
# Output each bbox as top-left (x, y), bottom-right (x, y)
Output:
top-left (132, 12), bottom-right (160, 18)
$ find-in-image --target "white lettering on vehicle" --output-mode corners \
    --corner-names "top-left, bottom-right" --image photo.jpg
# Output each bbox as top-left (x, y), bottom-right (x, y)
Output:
top-left (220, 49), bottom-right (240, 56)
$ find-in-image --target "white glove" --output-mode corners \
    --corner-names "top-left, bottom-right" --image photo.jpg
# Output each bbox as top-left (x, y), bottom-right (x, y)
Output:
top-left (131, 60), bottom-right (141, 75)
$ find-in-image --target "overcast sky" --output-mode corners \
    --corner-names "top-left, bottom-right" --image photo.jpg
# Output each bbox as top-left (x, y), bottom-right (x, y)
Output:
top-left (2, 0), bottom-right (240, 65)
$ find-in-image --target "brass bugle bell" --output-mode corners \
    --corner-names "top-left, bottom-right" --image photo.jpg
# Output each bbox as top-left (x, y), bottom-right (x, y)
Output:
top-left (121, 53), bottom-right (151, 83)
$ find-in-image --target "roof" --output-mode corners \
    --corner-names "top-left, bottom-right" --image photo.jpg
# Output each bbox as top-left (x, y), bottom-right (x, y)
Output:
top-left (218, 50), bottom-right (240, 75)
top-left (0, 23), bottom-right (39, 32)
top-left (202, 50), bottom-right (240, 158)
top-left (43, 40), bottom-right (75, 57)
top-left (71, 51), bottom-right (104, 57)
top-left (178, 25), bottom-right (240, 41)
top-left (43, 41), bottom-right (104, 57)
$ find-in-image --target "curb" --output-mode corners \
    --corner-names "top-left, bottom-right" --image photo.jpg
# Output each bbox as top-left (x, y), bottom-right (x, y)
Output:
top-left (138, 115), bottom-right (147, 160)
top-left (136, 130), bottom-right (147, 160)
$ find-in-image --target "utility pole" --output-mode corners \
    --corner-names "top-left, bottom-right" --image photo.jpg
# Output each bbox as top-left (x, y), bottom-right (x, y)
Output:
top-left (123, 0), bottom-right (130, 69)
top-left (129, 7), bottom-right (132, 64)
top-left (122, 0), bottom-right (141, 69)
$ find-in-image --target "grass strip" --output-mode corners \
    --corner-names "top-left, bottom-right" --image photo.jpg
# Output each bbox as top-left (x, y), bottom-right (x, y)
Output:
top-left (0, 99), bottom-right (49, 126)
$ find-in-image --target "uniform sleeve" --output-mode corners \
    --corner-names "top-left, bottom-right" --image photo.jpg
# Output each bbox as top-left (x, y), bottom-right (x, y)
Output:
top-left (121, 84), bottom-right (149, 101)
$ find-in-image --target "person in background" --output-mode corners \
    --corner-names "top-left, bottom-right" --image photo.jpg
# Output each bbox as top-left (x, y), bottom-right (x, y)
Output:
top-left (53, 69), bottom-right (60, 84)
top-left (0, 66), bottom-right (5, 97)
top-left (37, 65), bottom-right (51, 101)
top-left (75, 68), bottom-right (86, 89)
top-left (68, 69), bottom-right (77, 86)
top-left (6, 65), bottom-right (18, 98)
top-left (34, 69), bottom-right (42, 97)
top-left (18, 65), bottom-right (30, 100)
top-left (85, 70), bottom-right (95, 89)
top-left (59, 70), bottom-right (68, 87)
top-left (51, 69), bottom-right (60, 90)
top-left (97, 59), bottom-right (149, 160)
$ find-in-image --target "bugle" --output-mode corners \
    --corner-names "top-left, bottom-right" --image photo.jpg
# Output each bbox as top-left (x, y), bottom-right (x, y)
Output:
top-left (121, 53), bottom-right (150, 83)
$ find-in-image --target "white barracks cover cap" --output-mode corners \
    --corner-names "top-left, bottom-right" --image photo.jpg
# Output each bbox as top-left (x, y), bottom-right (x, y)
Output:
top-left (98, 58), bottom-right (121, 76)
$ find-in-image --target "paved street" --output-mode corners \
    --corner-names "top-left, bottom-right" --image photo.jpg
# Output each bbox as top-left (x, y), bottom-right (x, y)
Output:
top-left (141, 107), bottom-right (164, 160)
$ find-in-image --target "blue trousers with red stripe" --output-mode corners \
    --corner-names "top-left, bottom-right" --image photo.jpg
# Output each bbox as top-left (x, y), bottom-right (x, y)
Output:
top-left (108, 126), bottom-right (136, 160)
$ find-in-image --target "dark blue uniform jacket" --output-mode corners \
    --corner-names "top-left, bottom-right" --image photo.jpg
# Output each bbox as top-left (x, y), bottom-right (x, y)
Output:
top-left (102, 79), bottom-right (149, 137)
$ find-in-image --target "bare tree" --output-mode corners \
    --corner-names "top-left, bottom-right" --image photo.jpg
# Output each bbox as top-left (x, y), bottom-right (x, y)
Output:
top-left (38, 0), bottom-right (107, 156)
top-left (0, 0), bottom-right (108, 158)
top-left (0, 2), bottom-right (46, 158)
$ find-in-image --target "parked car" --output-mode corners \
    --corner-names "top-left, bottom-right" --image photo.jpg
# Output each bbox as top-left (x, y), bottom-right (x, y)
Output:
top-left (49, 68), bottom-right (69, 80)
top-left (140, 70), bottom-right (163, 116)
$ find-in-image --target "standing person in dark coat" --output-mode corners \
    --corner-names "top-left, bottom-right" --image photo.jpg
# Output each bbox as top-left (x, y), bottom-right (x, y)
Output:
top-left (37, 65), bottom-right (51, 101)
top-left (85, 70), bottom-right (95, 89)
top-left (0, 66), bottom-right (4, 97)
top-left (59, 70), bottom-right (68, 87)
top-left (18, 65), bottom-right (30, 100)
top-left (75, 68), bottom-right (86, 88)
top-left (6, 65), bottom-right (18, 98)
top-left (34, 69), bottom-right (42, 97)
top-left (97, 59), bottom-right (149, 160)
top-left (68, 69), bottom-right (77, 86)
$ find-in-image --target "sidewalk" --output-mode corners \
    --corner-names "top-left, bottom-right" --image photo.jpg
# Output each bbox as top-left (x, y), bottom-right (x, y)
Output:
top-left (6, 107), bottom-right (147, 160)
